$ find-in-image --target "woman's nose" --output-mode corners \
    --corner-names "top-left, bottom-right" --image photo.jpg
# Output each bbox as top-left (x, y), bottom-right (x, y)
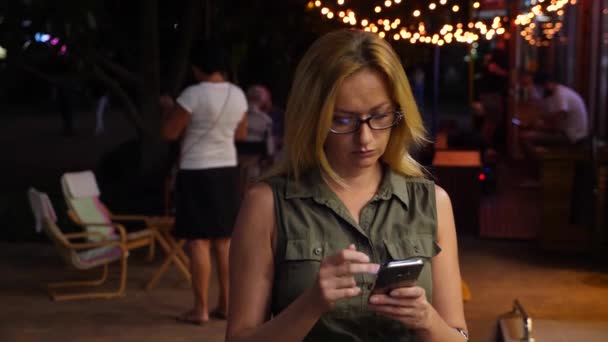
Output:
top-left (356, 121), bottom-right (374, 143)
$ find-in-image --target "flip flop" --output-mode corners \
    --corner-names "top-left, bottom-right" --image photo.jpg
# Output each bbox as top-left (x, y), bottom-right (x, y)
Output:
top-left (176, 313), bottom-right (208, 326)
top-left (209, 309), bottom-right (227, 320)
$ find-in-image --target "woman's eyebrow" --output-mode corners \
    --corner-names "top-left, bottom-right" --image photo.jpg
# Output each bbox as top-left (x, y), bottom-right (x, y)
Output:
top-left (334, 102), bottom-right (392, 115)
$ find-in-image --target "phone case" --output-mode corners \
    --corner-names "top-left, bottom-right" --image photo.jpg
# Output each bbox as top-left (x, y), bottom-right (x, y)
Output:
top-left (370, 258), bottom-right (424, 295)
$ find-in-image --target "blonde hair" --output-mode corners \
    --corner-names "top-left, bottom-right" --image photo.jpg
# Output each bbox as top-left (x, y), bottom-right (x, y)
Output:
top-left (266, 29), bottom-right (427, 183)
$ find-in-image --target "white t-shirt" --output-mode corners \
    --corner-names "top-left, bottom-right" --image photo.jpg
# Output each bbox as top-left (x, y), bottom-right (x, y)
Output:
top-left (543, 84), bottom-right (589, 142)
top-left (176, 82), bottom-right (247, 170)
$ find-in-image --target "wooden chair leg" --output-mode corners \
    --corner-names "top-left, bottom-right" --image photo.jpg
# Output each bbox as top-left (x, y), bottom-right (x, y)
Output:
top-left (145, 240), bottom-right (190, 291)
top-left (47, 257), bottom-right (128, 301)
top-left (146, 237), bottom-right (155, 262)
top-left (152, 234), bottom-right (190, 279)
top-left (48, 264), bottom-right (109, 289)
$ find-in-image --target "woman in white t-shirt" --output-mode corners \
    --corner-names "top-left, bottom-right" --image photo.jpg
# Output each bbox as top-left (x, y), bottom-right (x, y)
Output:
top-left (161, 45), bottom-right (248, 325)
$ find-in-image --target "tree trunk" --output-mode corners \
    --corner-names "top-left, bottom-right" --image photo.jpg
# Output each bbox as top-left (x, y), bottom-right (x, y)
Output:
top-left (166, 0), bottom-right (202, 97)
top-left (137, 0), bottom-right (165, 178)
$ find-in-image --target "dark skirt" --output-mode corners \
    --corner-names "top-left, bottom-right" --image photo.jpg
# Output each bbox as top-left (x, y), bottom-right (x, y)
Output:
top-left (174, 167), bottom-right (240, 239)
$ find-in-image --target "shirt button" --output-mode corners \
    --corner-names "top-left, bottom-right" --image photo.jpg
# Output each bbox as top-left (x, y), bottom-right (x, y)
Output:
top-left (414, 246), bottom-right (420, 253)
top-left (313, 247), bottom-right (323, 256)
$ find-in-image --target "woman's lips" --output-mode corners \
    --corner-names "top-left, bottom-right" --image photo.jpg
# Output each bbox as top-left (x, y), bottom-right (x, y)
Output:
top-left (354, 150), bottom-right (375, 157)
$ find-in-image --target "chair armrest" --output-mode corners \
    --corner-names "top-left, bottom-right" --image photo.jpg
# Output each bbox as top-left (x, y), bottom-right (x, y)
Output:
top-left (110, 214), bottom-right (152, 222)
top-left (68, 240), bottom-right (126, 251)
top-left (69, 222), bottom-right (128, 243)
top-left (64, 231), bottom-right (108, 240)
top-left (71, 221), bottom-right (110, 226)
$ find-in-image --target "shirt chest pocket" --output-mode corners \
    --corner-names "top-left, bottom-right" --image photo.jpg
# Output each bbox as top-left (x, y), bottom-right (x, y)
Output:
top-left (276, 240), bottom-right (326, 307)
top-left (384, 236), bottom-right (440, 261)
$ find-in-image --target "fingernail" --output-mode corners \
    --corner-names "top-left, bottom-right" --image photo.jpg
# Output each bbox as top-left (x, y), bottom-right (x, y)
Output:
top-left (370, 264), bottom-right (380, 274)
top-left (369, 296), bottom-right (380, 303)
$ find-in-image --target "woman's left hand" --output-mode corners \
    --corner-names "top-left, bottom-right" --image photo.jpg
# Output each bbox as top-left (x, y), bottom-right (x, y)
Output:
top-left (367, 286), bottom-right (435, 330)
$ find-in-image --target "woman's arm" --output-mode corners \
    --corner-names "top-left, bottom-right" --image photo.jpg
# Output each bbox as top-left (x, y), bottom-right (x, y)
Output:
top-left (226, 183), bottom-right (323, 342)
top-left (161, 103), bottom-right (191, 141)
top-left (419, 185), bottom-right (468, 340)
top-left (234, 112), bottom-right (248, 141)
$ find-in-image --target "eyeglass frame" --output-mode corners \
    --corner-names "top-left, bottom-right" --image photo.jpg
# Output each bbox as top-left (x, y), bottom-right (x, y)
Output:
top-left (329, 108), bottom-right (404, 134)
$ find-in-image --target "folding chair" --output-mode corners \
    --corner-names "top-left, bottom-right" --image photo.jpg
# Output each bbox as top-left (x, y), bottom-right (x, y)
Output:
top-left (61, 170), bottom-right (190, 287)
top-left (27, 188), bottom-right (128, 301)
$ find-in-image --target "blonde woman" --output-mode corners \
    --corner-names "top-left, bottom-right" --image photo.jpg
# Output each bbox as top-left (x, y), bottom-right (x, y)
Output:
top-left (226, 30), bottom-right (467, 341)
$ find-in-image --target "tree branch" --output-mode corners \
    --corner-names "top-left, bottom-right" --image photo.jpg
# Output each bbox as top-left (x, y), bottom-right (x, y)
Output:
top-left (93, 52), bottom-right (141, 87)
top-left (88, 61), bottom-right (147, 137)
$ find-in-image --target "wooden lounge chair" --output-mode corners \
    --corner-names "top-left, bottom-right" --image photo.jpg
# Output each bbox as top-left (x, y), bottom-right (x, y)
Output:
top-left (60, 171), bottom-right (191, 288)
top-left (27, 188), bottom-right (128, 301)
top-left (60, 170), bottom-right (159, 260)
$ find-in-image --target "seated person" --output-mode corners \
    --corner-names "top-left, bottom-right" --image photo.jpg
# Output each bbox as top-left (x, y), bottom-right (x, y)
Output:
top-left (518, 73), bottom-right (589, 187)
top-left (517, 69), bottom-right (542, 104)
top-left (520, 72), bottom-right (589, 149)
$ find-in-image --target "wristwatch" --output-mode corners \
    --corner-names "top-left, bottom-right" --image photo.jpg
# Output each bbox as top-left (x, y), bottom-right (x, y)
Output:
top-left (455, 327), bottom-right (469, 341)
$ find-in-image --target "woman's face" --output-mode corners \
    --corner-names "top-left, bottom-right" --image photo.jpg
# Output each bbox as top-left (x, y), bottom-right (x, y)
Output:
top-left (324, 68), bottom-right (394, 176)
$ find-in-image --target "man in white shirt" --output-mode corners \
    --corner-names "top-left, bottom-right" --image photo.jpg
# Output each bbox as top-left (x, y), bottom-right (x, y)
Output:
top-left (521, 73), bottom-right (589, 147)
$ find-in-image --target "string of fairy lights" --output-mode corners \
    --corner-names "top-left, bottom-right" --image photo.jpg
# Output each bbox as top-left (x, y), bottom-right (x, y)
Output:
top-left (515, 0), bottom-right (577, 47)
top-left (308, 0), bottom-right (578, 47)
top-left (307, 0), bottom-right (506, 46)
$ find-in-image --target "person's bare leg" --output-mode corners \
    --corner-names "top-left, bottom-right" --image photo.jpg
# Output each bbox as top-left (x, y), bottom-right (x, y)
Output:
top-left (211, 238), bottom-right (230, 317)
top-left (179, 239), bottom-right (211, 324)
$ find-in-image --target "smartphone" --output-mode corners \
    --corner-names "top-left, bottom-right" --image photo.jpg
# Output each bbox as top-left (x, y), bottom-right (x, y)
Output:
top-left (370, 257), bottom-right (424, 295)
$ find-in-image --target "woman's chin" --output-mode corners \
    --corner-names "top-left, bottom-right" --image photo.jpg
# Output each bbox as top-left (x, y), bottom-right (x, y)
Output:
top-left (351, 157), bottom-right (380, 169)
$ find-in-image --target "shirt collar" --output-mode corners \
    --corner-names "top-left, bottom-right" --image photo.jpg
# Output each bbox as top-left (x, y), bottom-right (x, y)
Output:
top-left (285, 166), bottom-right (409, 209)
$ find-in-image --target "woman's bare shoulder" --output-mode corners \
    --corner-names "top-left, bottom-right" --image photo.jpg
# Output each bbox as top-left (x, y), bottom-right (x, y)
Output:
top-left (235, 181), bottom-right (276, 235)
top-left (434, 184), bottom-right (451, 208)
top-left (246, 181), bottom-right (274, 204)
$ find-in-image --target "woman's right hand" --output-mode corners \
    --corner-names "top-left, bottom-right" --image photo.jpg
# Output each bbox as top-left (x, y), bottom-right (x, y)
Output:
top-left (309, 244), bottom-right (380, 312)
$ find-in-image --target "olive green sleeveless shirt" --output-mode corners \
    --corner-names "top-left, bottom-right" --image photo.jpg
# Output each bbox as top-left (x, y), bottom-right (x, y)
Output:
top-left (265, 167), bottom-right (441, 341)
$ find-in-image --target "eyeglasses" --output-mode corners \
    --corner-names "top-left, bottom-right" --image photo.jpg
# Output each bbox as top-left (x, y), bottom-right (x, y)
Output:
top-left (329, 109), bottom-right (403, 134)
